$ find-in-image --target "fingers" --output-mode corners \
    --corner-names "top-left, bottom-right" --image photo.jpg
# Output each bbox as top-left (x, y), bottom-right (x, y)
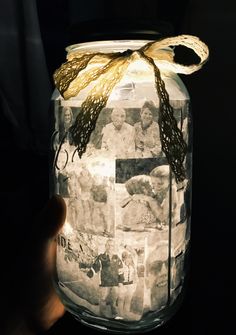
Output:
top-left (36, 235), bottom-right (66, 331)
top-left (35, 293), bottom-right (65, 331)
top-left (26, 195), bottom-right (67, 332)
top-left (41, 195), bottom-right (67, 273)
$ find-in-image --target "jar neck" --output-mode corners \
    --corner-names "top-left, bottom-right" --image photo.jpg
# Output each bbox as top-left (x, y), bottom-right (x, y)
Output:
top-left (66, 40), bottom-right (152, 56)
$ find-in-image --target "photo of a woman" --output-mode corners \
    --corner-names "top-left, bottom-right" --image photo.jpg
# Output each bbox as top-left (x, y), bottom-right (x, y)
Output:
top-left (134, 101), bottom-right (162, 158)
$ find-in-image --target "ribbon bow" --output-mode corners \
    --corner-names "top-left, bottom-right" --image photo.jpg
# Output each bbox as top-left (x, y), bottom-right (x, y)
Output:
top-left (54, 35), bottom-right (209, 183)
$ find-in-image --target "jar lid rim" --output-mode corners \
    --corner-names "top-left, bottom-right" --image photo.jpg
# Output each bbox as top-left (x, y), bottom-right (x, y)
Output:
top-left (66, 39), bottom-right (154, 53)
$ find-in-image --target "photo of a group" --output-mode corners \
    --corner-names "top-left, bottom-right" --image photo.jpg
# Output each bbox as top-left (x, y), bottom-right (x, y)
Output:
top-left (53, 99), bottom-right (191, 320)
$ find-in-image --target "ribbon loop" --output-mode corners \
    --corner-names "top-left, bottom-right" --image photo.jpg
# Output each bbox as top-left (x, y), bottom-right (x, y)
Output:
top-left (143, 35), bottom-right (209, 74)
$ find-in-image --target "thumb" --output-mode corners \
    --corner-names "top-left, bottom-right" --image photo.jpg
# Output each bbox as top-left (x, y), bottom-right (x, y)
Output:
top-left (36, 194), bottom-right (67, 239)
top-left (26, 196), bottom-right (66, 331)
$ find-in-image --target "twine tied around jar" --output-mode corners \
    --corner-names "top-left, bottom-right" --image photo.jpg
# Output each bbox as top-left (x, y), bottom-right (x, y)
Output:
top-left (53, 35), bottom-right (209, 183)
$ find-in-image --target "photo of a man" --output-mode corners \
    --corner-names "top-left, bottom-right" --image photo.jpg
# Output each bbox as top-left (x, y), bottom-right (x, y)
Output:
top-left (101, 108), bottom-right (135, 158)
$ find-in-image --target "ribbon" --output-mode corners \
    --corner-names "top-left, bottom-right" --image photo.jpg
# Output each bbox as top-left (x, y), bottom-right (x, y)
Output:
top-left (53, 35), bottom-right (209, 183)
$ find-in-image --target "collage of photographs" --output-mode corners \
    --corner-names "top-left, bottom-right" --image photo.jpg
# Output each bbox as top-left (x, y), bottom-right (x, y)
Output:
top-left (52, 98), bottom-right (191, 321)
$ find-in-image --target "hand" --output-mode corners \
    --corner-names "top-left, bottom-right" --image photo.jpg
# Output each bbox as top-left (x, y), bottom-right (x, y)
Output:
top-left (5, 195), bottom-right (66, 334)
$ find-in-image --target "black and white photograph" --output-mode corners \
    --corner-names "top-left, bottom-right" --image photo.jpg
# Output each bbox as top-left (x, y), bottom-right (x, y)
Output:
top-left (57, 161), bottom-right (115, 237)
top-left (115, 161), bottom-right (186, 232)
top-left (50, 72), bottom-right (192, 332)
top-left (53, 99), bottom-right (189, 161)
top-left (145, 241), bottom-right (176, 312)
top-left (57, 106), bottom-right (74, 145)
top-left (57, 233), bottom-right (146, 321)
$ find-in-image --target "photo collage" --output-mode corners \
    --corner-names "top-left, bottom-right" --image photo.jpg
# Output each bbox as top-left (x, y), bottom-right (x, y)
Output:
top-left (52, 98), bottom-right (191, 321)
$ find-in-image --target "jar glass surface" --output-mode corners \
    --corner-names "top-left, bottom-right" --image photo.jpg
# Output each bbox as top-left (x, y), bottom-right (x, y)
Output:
top-left (50, 40), bottom-right (192, 333)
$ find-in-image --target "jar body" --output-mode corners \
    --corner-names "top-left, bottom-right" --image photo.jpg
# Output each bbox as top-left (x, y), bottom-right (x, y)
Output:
top-left (50, 40), bottom-right (192, 333)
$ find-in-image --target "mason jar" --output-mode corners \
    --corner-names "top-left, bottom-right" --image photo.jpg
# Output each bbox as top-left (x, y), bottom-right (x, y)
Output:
top-left (50, 39), bottom-right (192, 333)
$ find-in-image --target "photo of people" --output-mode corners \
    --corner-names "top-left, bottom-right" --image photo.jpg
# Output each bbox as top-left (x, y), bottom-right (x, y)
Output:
top-left (53, 106), bottom-right (74, 152)
top-left (145, 241), bottom-right (176, 312)
top-left (57, 233), bottom-right (146, 321)
top-left (101, 107), bottom-right (135, 158)
top-left (59, 106), bottom-right (73, 142)
top-left (52, 99), bottom-right (191, 321)
top-left (57, 163), bottom-right (115, 237)
top-left (116, 160), bottom-right (181, 233)
top-left (134, 100), bottom-right (162, 158)
top-left (57, 228), bottom-right (185, 320)
top-left (86, 238), bottom-right (123, 319)
top-left (119, 249), bottom-right (138, 317)
top-left (53, 102), bottom-right (162, 160)
top-left (150, 165), bottom-right (179, 228)
top-left (53, 99), bottom-right (190, 165)
top-left (119, 175), bottom-right (163, 231)
top-left (57, 233), bottom-right (102, 313)
top-left (97, 103), bottom-right (162, 159)
top-left (118, 244), bottom-right (145, 320)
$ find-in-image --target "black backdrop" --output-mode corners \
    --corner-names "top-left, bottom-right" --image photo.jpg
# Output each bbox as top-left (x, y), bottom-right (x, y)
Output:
top-left (1, 1), bottom-right (235, 334)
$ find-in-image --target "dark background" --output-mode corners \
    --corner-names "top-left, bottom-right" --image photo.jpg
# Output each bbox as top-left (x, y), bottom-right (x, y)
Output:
top-left (1, 0), bottom-right (235, 334)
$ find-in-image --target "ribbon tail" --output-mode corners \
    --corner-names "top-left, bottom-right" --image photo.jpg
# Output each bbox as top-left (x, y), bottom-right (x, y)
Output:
top-left (140, 51), bottom-right (187, 183)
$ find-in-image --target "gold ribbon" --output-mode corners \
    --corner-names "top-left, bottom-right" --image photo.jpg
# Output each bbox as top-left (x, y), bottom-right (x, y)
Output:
top-left (53, 35), bottom-right (209, 183)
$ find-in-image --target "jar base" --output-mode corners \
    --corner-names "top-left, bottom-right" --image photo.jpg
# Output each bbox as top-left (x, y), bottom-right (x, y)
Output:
top-left (56, 282), bottom-right (186, 334)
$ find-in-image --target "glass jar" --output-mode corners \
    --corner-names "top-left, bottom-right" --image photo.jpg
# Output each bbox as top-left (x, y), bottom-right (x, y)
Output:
top-left (50, 40), bottom-right (191, 333)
